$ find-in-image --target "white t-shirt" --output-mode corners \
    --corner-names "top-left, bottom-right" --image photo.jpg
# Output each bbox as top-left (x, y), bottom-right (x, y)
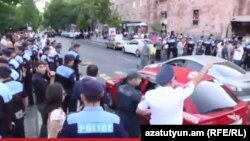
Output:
top-left (233, 46), bottom-right (244, 61)
top-left (47, 108), bottom-right (66, 138)
top-left (138, 82), bottom-right (195, 125)
top-left (48, 46), bottom-right (57, 57)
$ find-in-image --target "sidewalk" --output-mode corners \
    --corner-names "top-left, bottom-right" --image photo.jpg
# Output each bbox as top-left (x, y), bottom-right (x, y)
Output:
top-left (90, 37), bottom-right (108, 44)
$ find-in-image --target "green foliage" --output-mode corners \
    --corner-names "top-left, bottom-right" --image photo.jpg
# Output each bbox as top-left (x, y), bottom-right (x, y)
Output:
top-left (151, 23), bottom-right (162, 33)
top-left (43, 0), bottom-right (121, 29)
top-left (0, 0), bottom-right (40, 31)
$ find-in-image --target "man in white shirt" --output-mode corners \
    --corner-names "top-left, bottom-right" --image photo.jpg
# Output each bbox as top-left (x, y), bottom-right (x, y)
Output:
top-left (233, 42), bottom-right (244, 66)
top-left (136, 63), bottom-right (212, 125)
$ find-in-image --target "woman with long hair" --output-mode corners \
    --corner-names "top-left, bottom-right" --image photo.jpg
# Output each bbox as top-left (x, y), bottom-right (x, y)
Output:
top-left (46, 83), bottom-right (66, 138)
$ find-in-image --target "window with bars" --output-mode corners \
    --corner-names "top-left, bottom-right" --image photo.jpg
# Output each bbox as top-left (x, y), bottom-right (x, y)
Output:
top-left (193, 9), bottom-right (199, 25)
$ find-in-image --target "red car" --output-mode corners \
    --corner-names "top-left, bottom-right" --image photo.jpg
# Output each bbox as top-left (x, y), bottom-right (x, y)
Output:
top-left (105, 66), bottom-right (249, 125)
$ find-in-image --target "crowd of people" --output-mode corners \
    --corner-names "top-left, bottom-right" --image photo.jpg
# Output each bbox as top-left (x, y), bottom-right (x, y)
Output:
top-left (139, 32), bottom-right (250, 70)
top-left (0, 30), bottom-right (248, 138)
top-left (0, 31), bottom-right (118, 138)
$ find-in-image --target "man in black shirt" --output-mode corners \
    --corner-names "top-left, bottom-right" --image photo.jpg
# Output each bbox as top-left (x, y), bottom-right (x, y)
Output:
top-left (32, 61), bottom-right (55, 138)
top-left (67, 43), bottom-right (90, 80)
top-left (0, 66), bottom-right (28, 138)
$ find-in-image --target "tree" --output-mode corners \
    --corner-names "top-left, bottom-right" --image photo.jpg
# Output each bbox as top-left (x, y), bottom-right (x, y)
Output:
top-left (17, 0), bottom-right (40, 29)
top-left (0, 0), bottom-right (23, 31)
top-left (43, 0), bottom-right (116, 30)
top-left (151, 22), bottom-right (162, 33)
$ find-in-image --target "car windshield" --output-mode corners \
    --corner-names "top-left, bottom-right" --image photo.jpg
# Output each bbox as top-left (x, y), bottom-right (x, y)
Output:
top-left (142, 39), bottom-right (153, 44)
top-left (190, 81), bottom-right (238, 114)
top-left (212, 62), bottom-right (246, 78)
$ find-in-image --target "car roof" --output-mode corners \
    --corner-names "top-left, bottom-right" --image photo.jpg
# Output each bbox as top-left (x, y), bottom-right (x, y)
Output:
top-left (139, 66), bottom-right (213, 83)
top-left (169, 55), bottom-right (227, 65)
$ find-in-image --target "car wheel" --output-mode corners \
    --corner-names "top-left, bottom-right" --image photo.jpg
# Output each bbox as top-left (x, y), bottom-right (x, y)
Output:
top-left (122, 47), bottom-right (125, 53)
top-left (136, 50), bottom-right (140, 57)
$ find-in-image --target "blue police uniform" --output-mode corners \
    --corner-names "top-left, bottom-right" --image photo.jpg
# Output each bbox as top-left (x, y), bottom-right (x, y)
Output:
top-left (187, 40), bottom-right (195, 55)
top-left (3, 80), bottom-right (26, 137)
top-left (10, 69), bottom-right (20, 81)
top-left (9, 59), bottom-right (21, 81)
top-left (67, 50), bottom-right (81, 80)
top-left (54, 52), bottom-right (63, 69)
top-left (71, 78), bottom-right (110, 112)
top-left (56, 65), bottom-right (75, 112)
top-left (58, 106), bottom-right (128, 138)
top-left (203, 40), bottom-right (212, 55)
top-left (167, 38), bottom-right (177, 59)
top-left (0, 82), bottom-right (13, 138)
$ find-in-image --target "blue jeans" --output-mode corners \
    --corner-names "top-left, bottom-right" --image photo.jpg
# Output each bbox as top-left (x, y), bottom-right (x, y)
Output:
top-left (233, 60), bottom-right (242, 67)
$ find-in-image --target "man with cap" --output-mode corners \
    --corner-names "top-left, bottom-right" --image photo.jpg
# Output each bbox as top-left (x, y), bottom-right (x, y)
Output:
top-left (70, 64), bottom-right (110, 112)
top-left (117, 70), bottom-right (142, 137)
top-left (0, 75), bottom-right (13, 138)
top-left (55, 54), bottom-right (76, 113)
top-left (2, 48), bottom-right (21, 79)
top-left (58, 77), bottom-right (128, 138)
top-left (0, 66), bottom-right (28, 137)
top-left (54, 43), bottom-right (63, 69)
top-left (187, 37), bottom-right (195, 55)
top-left (0, 57), bottom-right (20, 81)
top-left (67, 43), bottom-right (90, 81)
top-left (136, 63), bottom-right (213, 125)
top-left (32, 61), bottom-right (56, 137)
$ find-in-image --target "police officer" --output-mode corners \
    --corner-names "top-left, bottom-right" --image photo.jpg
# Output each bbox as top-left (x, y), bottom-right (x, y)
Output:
top-left (54, 43), bottom-right (63, 69)
top-left (55, 54), bottom-right (76, 113)
top-left (41, 46), bottom-right (51, 65)
top-left (167, 35), bottom-right (177, 59)
top-left (2, 48), bottom-right (21, 78)
top-left (58, 77), bottom-right (128, 138)
top-left (32, 61), bottom-right (55, 137)
top-left (117, 70), bottom-right (142, 137)
top-left (0, 57), bottom-right (20, 81)
top-left (67, 43), bottom-right (90, 81)
top-left (187, 37), bottom-right (195, 55)
top-left (21, 45), bottom-right (34, 105)
top-left (244, 44), bottom-right (250, 70)
top-left (0, 80), bottom-right (13, 138)
top-left (0, 66), bottom-right (28, 138)
top-left (71, 64), bottom-right (110, 112)
top-left (203, 38), bottom-right (212, 55)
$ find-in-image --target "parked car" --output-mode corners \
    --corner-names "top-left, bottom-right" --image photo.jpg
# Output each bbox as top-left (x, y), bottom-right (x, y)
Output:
top-left (105, 66), bottom-right (249, 125)
top-left (106, 38), bottom-right (127, 50)
top-left (122, 39), bottom-right (154, 57)
top-left (45, 31), bottom-right (56, 38)
top-left (145, 55), bottom-right (250, 103)
top-left (61, 31), bottom-right (69, 37)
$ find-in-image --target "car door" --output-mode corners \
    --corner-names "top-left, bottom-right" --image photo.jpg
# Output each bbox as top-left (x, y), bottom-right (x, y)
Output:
top-left (166, 59), bottom-right (186, 67)
top-left (183, 60), bottom-right (203, 71)
top-left (126, 40), bottom-right (139, 54)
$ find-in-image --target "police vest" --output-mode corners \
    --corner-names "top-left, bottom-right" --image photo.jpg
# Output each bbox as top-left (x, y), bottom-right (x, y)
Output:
top-left (167, 39), bottom-right (176, 48)
top-left (60, 106), bottom-right (125, 137)
top-left (9, 59), bottom-right (20, 71)
top-left (4, 80), bottom-right (25, 119)
top-left (14, 55), bottom-right (24, 65)
top-left (10, 68), bottom-right (20, 81)
top-left (67, 50), bottom-right (78, 59)
top-left (56, 65), bottom-right (75, 90)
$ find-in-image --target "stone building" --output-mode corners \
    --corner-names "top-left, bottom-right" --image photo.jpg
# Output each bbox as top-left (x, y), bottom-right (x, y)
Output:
top-left (113, 0), bottom-right (250, 37)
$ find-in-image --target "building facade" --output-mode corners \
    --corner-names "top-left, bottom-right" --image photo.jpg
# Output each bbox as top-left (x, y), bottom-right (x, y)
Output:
top-left (113, 0), bottom-right (250, 37)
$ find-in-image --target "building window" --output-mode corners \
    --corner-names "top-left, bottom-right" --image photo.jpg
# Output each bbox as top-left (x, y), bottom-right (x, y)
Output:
top-left (133, 1), bottom-right (136, 8)
top-left (140, 0), bottom-right (143, 7)
top-left (161, 11), bottom-right (167, 19)
top-left (193, 9), bottom-right (199, 25)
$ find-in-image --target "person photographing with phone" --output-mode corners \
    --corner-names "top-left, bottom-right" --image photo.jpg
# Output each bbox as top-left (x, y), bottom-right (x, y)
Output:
top-left (32, 61), bottom-right (56, 137)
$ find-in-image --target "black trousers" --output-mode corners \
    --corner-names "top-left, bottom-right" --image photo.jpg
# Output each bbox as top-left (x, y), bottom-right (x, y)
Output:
top-left (37, 103), bottom-right (47, 138)
top-left (187, 48), bottom-right (194, 55)
top-left (118, 112), bottom-right (140, 138)
top-left (244, 56), bottom-right (250, 70)
top-left (155, 50), bottom-right (161, 61)
top-left (24, 72), bottom-right (34, 105)
top-left (167, 47), bottom-right (178, 59)
top-left (62, 92), bottom-right (76, 113)
top-left (13, 117), bottom-right (25, 138)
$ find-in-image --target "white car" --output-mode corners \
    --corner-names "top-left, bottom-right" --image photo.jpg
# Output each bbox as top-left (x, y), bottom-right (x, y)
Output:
top-left (122, 39), bottom-right (154, 57)
top-left (68, 32), bottom-right (81, 38)
top-left (61, 31), bottom-right (69, 37)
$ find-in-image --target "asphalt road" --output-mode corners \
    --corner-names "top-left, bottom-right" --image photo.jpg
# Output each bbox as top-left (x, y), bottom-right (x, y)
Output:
top-left (24, 37), bottom-right (140, 137)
